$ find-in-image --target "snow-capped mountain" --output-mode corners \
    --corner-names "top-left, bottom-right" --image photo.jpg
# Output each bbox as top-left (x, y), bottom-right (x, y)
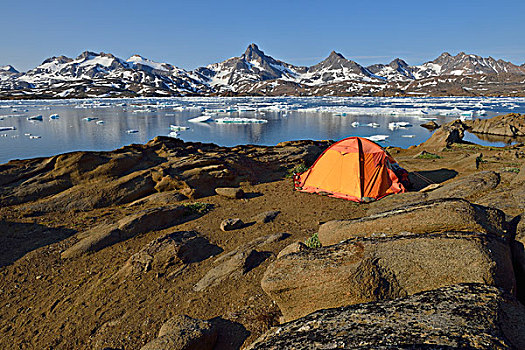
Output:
top-left (412, 52), bottom-right (525, 79)
top-left (1, 45), bottom-right (524, 98)
top-left (195, 43), bottom-right (305, 92)
top-left (1, 51), bottom-right (211, 98)
top-left (367, 59), bottom-right (415, 81)
top-left (299, 51), bottom-right (379, 85)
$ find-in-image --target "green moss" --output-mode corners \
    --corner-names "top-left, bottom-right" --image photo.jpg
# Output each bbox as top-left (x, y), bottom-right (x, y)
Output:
top-left (417, 152), bottom-right (442, 159)
top-left (503, 167), bottom-right (520, 174)
top-left (305, 232), bottom-right (321, 249)
top-left (183, 202), bottom-right (213, 214)
top-left (286, 163), bottom-right (310, 178)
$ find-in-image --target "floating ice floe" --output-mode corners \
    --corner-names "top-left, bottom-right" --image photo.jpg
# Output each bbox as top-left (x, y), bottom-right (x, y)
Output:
top-left (366, 135), bottom-right (389, 142)
top-left (401, 135), bottom-right (416, 138)
top-left (388, 122), bottom-right (413, 130)
top-left (169, 125), bottom-right (189, 131)
top-left (188, 115), bottom-right (212, 123)
top-left (366, 122), bottom-right (380, 128)
top-left (126, 129), bottom-right (139, 134)
top-left (215, 117), bottom-right (268, 124)
top-left (96, 120), bottom-right (105, 125)
top-left (168, 131), bottom-right (179, 138)
top-left (49, 114), bottom-right (60, 119)
top-left (0, 126), bottom-right (16, 131)
top-left (351, 122), bottom-right (360, 127)
top-left (83, 117), bottom-right (98, 122)
top-left (29, 135), bottom-right (41, 139)
top-left (27, 115), bottom-right (43, 121)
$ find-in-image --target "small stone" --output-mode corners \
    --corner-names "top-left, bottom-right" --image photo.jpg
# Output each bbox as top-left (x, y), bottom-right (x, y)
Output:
top-left (419, 183), bottom-right (442, 193)
top-left (253, 210), bottom-right (280, 224)
top-left (220, 218), bottom-right (244, 231)
top-left (215, 187), bottom-right (244, 199)
top-left (420, 120), bottom-right (440, 130)
top-left (277, 242), bottom-right (309, 259)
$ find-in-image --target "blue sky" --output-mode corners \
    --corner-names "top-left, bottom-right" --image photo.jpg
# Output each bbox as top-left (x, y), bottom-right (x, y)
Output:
top-left (1, 0), bottom-right (524, 71)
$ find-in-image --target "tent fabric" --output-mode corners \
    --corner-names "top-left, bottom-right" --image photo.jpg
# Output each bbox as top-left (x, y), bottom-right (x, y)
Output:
top-left (293, 137), bottom-right (406, 202)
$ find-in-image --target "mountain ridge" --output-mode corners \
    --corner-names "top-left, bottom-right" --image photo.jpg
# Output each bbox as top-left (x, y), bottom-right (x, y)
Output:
top-left (1, 44), bottom-right (524, 98)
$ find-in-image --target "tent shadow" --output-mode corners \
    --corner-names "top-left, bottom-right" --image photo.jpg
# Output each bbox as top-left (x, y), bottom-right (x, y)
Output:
top-left (0, 220), bottom-right (76, 267)
top-left (408, 168), bottom-right (458, 191)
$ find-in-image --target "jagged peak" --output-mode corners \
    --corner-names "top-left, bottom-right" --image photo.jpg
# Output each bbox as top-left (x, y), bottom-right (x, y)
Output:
top-left (328, 51), bottom-right (345, 60)
top-left (77, 51), bottom-right (99, 60)
top-left (389, 58), bottom-right (409, 67)
top-left (0, 65), bottom-right (18, 73)
top-left (242, 43), bottom-right (265, 61)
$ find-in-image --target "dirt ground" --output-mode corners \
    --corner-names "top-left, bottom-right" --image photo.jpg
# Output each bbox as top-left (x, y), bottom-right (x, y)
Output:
top-left (0, 140), bottom-right (524, 350)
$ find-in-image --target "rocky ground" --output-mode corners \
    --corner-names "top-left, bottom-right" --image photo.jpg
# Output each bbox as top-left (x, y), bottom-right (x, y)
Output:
top-left (0, 114), bottom-right (524, 349)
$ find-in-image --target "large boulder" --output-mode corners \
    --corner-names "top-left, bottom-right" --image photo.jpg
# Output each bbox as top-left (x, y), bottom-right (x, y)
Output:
top-left (427, 171), bottom-right (500, 201)
top-left (247, 283), bottom-right (525, 350)
top-left (318, 199), bottom-right (506, 246)
top-left (419, 119), bottom-right (466, 150)
top-left (61, 206), bottom-right (191, 258)
top-left (194, 232), bottom-right (288, 292)
top-left (115, 231), bottom-right (222, 279)
top-left (262, 232), bottom-right (515, 322)
top-left (141, 315), bottom-right (217, 350)
top-left (464, 113), bottom-right (525, 137)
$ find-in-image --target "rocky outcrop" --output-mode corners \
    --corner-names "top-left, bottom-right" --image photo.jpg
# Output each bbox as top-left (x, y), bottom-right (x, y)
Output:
top-left (140, 315), bottom-right (217, 350)
top-left (318, 199), bottom-right (506, 246)
top-left (61, 206), bottom-right (191, 258)
top-left (0, 138), bottom-right (330, 212)
top-left (465, 113), bottom-right (525, 137)
top-left (427, 171), bottom-right (500, 201)
top-left (261, 232), bottom-right (515, 322)
top-left (194, 232), bottom-right (288, 292)
top-left (419, 119), bottom-right (467, 150)
top-left (115, 231), bottom-right (222, 279)
top-left (248, 284), bottom-right (525, 350)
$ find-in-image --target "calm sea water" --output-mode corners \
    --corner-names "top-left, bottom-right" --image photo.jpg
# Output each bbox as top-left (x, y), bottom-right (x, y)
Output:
top-left (1, 96), bottom-right (524, 164)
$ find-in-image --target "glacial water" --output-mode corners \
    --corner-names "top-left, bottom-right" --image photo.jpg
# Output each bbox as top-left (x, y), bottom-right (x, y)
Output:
top-left (1, 96), bottom-right (524, 164)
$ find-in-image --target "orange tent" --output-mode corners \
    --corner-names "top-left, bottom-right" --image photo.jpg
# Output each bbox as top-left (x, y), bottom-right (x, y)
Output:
top-left (293, 137), bottom-right (406, 202)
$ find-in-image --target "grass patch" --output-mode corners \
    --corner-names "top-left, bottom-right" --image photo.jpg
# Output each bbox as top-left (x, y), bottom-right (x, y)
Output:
top-left (286, 163), bottom-right (310, 178)
top-left (416, 152), bottom-right (442, 159)
top-left (183, 202), bottom-right (213, 214)
top-left (503, 167), bottom-right (520, 174)
top-left (304, 232), bottom-right (321, 249)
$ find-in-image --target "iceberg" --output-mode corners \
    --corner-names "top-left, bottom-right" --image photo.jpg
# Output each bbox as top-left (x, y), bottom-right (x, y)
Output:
top-left (169, 125), bottom-right (189, 131)
top-left (188, 115), bottom-right (212, 123)
top-left (83, 117), bottom-right (98, 122)
top-left (126, 129), bottom-right (139, 134)
top-left (388, 121), bottom-right (413, 130)
top-left (96, 120), bottom-right (105, 125)
top-left (49, 114), bottom-right (60, 119)
top-left (351, 122), bottom-right (360, 127)
top-left (27, 115), bottom-right (43, 121)
top-left (215, 117), bottom-right (268, 124)
top-left (0, 126), bottom-right (16, 131)
top-left (168, 131), bottom-right (179, 138)
top-left (29, 135), bottom-right (41, 139)
top-left (366, 122), bottom-right (380, 128)
top-left (365, 135), bottom-right (389, 142)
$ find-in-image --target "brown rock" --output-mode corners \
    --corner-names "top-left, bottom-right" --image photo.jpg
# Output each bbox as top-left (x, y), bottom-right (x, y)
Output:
top-left (61, 206), bottom-right (190, 258)
top-left (252, 210), bottom-right (280, 224)
top-left (420, 120), bottom-right (440, 130)
top-left (276, 242), bottom-right (308, 259)
top-left (141, 315), bottom-right (217, 350)
top-left (215, 187), bottom-right (244, 199)
top-left (318, 199), bottom-right (506, 246)
top-left (419, 119), bottom-right (466, 150)
top-left (427, 171), bottom-right (500, 200)
top-left (220, 218), bottom-right (244, 231)
top-left (248, 284), bottom-right (525, 350)
top-left (261, 232), bottom-right (515, 322)
top-left (464, 113), bottom-right (525, 137)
